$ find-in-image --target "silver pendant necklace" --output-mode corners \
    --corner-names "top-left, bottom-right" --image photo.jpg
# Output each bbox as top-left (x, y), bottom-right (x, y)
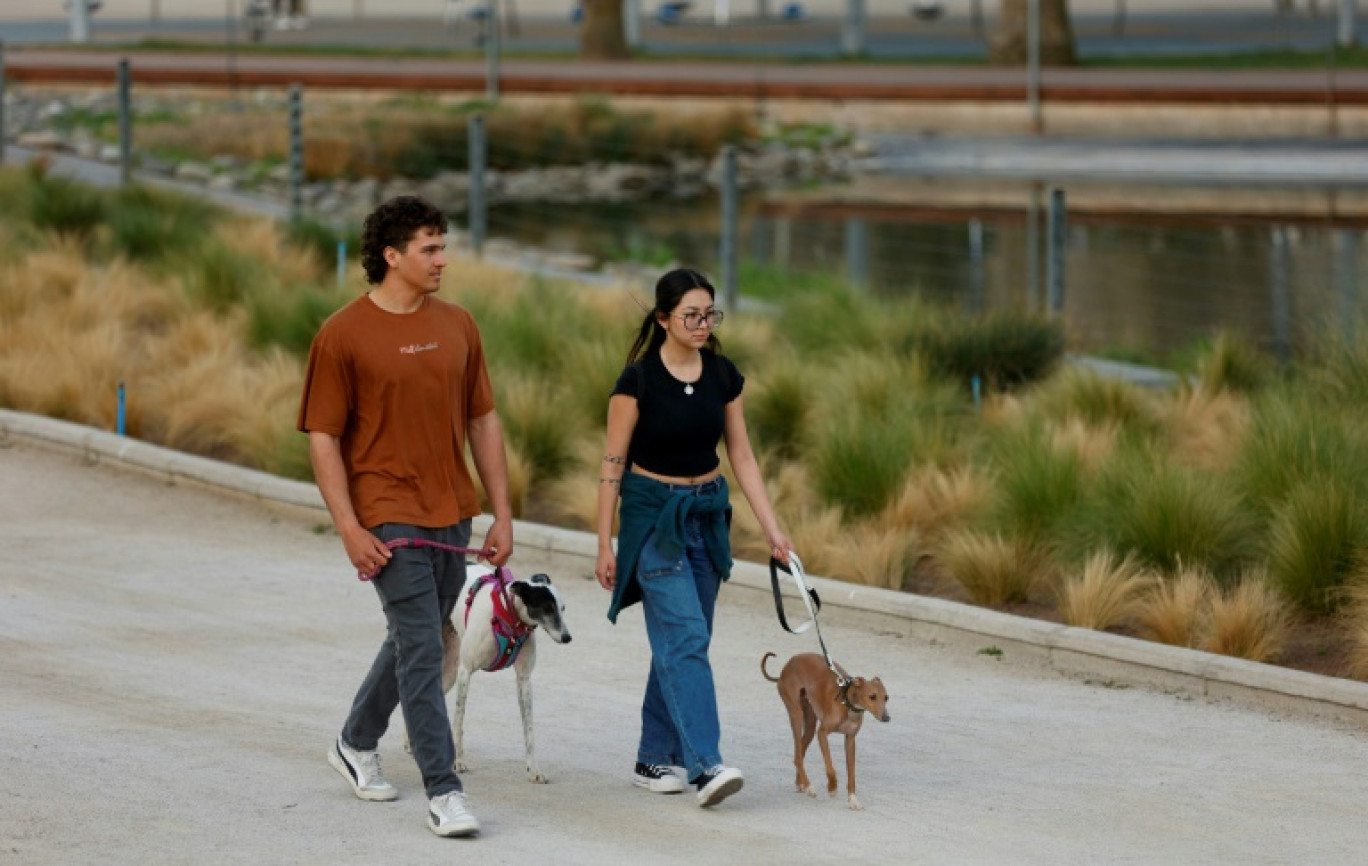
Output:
top-left (684, 383), bottom-right (694, 396)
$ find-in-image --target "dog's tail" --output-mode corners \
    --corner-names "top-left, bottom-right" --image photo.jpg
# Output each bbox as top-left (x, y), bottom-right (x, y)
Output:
top-left (760, 652), bottom-right (781, 683)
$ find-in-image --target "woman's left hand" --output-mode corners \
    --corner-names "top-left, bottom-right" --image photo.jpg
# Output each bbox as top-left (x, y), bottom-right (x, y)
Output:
top-left (767, 530), bottom-right (794, 566)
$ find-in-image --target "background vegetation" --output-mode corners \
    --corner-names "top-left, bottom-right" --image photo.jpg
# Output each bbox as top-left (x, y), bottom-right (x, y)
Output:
top-left (4, 167), bottom-right (1368, 680)
top-left (56, 93), bottom-right (758, 181)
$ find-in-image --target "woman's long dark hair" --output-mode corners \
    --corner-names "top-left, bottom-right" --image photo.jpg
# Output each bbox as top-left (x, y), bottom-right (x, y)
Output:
top-left (625, 268), bottom-right (723, 365)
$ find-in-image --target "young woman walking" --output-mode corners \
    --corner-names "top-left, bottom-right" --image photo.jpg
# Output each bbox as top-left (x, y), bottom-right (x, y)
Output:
top-left (594, 267), bottom-right (792, 808)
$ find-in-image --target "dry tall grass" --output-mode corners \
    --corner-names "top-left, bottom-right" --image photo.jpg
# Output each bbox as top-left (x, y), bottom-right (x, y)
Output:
top-left (882, 464), bottom-right (993, 543)
top-left (937, 530), bottom-right (1041, 607)
top-left (1048, 416), bottom-right (1118, 474)
top-left (1203, 572), bottom-right (1293, 663)
top-left (1135, 565), bottom-right (1214, 648)
top-left (1164, 385), bottom-right (1250, 472)
top-left (1056, 549), bottom-right (1154, 631)
top-left (1344, 582), bottom-right (1368, 680)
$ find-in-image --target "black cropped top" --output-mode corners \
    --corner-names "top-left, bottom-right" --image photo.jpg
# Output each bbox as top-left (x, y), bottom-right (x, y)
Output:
top-left (612, 350), bottom-right (745, 478)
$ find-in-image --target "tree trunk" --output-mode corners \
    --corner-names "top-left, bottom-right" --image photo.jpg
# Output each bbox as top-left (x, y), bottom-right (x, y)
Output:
top-left (580, 0), bottom-right (630, 59)
top-left (990, 0), bottom-right (1077, 66)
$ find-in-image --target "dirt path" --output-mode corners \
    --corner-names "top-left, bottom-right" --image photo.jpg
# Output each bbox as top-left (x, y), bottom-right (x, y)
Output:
top-left (3, 437), bottom-right (1367, 864)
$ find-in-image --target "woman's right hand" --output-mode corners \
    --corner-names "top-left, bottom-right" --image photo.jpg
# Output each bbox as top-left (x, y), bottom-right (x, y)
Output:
top-left (594, 548), bottom-right (616, 591)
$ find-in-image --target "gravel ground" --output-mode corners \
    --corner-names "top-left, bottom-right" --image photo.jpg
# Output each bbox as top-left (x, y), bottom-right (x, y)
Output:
top-left (3, 437), bottom-right (1368, 864)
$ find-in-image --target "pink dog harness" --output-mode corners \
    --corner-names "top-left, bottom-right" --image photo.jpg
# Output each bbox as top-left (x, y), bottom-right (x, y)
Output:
top-left (463, 566), bottom-right (534, 672)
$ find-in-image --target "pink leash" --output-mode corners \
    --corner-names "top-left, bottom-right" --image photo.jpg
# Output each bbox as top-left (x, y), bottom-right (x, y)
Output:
top-left (358, 538), bottom-right (495, 581)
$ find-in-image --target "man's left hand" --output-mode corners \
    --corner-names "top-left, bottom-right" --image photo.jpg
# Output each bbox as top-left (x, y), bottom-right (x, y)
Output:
top-left (481, 516), bottom-right (513, 567)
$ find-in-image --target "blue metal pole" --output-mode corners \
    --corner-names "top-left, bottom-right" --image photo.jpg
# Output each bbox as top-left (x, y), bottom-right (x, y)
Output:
top-left (117, 380), bottom-right (126, 436)
top-left (337, 239), bottom-right (346, 287)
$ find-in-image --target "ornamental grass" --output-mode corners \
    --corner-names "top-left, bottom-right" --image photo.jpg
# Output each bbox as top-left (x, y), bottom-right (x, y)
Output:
top-left (10, 168), bottom-right (1368, 678)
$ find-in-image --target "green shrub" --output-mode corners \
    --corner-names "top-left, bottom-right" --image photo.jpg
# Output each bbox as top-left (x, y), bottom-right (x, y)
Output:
top-left (1034, 368), bottom-right (1160, 436)
top-left (747, 355), bottom-right (811, 460)
top-left (811, 400), bottom-right (927, 518)
top-left (1265, 479), bottom-right (1367, 614)
top-left (246, 283), bottom-right (346, 355)
top-left (1196, 331), bottom-right (1273, 394)
top-left (914, 308), bottom-right (1065, 392)
top-left (498, 375), bottom-right (583, 485)
top-left (189, 241), bottom-right (266, 310)
top-left (108, 184), bottom-right (218, 263)
top-left (26, 168), bottom-right (106, 239)
top-left (477, 279), bottom-right (598, 375)
top-left (777, 290), bottom-right (883, 355)
top-left (1235, 394), bottom-right (1368, 509)
top-left (1087, 449), bottom-right (1254, 579)
top-left (1302, 323), bottom-right (1368, 404)
top-left (283, 215), bottom-right (360, 273)
top-left (988, 423), bottom-right (1084, 545)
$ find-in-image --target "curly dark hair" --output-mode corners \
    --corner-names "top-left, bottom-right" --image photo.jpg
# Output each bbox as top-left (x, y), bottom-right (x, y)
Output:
top-left (359, 196), bottom-right (449, 285)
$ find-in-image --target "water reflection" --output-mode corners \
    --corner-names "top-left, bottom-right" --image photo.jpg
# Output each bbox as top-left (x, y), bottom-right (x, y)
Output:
top-left (485, 183), bottom-right (1367, 358)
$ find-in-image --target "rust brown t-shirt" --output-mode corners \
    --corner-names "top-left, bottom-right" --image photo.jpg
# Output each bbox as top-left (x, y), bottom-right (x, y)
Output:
top-left (297, 293), bottom-right (496, 529)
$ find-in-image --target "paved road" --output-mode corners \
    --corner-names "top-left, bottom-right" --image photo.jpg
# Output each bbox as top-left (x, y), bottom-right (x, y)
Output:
top-left (864, 135), bottom-right (1368, 185)
top-left (4, 424), bottom-right (1368, 863)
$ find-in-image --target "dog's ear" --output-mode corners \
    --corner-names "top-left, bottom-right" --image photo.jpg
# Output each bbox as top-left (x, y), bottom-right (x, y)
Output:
top-left (849, 677), bottom-right (866, 689)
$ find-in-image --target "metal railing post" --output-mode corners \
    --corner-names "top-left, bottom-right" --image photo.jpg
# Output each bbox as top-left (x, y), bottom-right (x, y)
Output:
top-left (1335, 228), bottom-right (1358, 339)
top-left (845, 217), bottom-right (869, 291)
top-left (1046, 188), bottom-right (1066, 317)
top-left (1270, 226), bottom-right (1292, 363)
top-left (468, 114), bottom-right (487, 258)
top-left (288, 84), bottom-right (304, 221)
top-left (1028, 0), bottom-right (1042, 133)
top-left (1026, 185), bottom-right (1041, 312)
top-left (841, 0), bottom-right (866, 58)
top-left (118, 59), bottom-right (133, 186)
top-left (1339, 0), bottom-right (1359, 47)
top-left (71, 0), bottom-right (92, 43)
top-left (624, 0), bottom-right (641, 49)
top-left (0, 41), bottom-right (6, 167)
top-left (486, 0), bottom-right (502, 102)
top-left (968, 219), bottom-right (986, 312)
top-left (719, 145), bottom-right (739, 310)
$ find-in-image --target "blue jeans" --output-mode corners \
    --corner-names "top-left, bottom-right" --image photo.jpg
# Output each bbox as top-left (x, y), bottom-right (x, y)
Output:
top-left (341, 521), bottom-right (470, 799)
top-left (636, 507), bottom-right (724, 783)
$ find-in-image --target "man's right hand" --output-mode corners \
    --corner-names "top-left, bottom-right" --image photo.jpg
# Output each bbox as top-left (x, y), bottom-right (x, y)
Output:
top-left (342, 523), bottom-right (392, 578)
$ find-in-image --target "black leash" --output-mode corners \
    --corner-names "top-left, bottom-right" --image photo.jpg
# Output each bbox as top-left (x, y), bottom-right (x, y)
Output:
top-left (769, 551), bottom-right (847, 687)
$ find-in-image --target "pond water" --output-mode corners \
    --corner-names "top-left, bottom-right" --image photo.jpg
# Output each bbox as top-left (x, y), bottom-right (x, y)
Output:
top-left (485, 179), bottom-right (1368, 360)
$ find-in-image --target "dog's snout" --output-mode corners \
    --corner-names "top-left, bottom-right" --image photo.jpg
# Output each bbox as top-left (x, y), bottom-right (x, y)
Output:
top-left (878, 712), bottom-right (890, 723)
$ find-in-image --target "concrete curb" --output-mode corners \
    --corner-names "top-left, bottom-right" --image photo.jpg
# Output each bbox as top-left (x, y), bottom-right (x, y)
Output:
top-left (6, 407), bottom-right (1366, 725)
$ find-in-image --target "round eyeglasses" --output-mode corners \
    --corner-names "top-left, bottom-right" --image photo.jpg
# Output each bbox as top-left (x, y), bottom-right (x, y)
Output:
top-left (673, 310), bottom-right (724, 331)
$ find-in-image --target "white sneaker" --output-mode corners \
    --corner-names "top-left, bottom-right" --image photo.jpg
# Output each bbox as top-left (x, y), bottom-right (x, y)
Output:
top-left (428, 791), bottom-right (480, 837)
top-left (695, 765), bottom-right (744, 807)
top-left (328, 737), bottom-right (398, 802)
top-left (633, 761), bottom-right (685, 794)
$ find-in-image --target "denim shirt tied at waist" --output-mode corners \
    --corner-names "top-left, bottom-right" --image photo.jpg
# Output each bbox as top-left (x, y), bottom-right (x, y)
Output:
top-left (607, 471), bottom-right (733, 624)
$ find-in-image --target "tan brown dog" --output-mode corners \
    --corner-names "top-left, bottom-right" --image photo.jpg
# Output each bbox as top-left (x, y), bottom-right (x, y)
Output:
top-left (761, 651), bottom-right (890, 811)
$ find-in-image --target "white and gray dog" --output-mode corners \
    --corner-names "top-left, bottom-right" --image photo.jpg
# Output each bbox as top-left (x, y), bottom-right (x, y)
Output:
top-left (439, 564), bottom-right (572, 783)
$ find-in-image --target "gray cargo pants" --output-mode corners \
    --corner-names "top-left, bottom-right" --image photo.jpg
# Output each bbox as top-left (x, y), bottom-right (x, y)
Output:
top-left (340, 520), bottom-right (471, 799)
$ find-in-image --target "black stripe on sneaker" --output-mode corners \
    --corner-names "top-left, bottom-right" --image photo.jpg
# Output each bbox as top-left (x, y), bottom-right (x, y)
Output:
top-left (338, 740), bottom-right (360, 784)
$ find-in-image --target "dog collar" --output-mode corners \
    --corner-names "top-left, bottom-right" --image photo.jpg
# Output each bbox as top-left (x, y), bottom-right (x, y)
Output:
top-left (837, 680), bottom-right (865, 714)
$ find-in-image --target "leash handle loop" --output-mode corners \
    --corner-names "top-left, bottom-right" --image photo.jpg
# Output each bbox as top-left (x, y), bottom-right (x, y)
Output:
top-left (769, 551), bottom-right (847, 687)
top-left (769, 551), bottom-right (821, 635)
top-left (358, 538), bottom-right (496, 581)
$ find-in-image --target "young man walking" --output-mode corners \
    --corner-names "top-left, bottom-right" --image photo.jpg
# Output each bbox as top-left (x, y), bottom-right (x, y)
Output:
top-left (298, 195), bottom-right (513, 838)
